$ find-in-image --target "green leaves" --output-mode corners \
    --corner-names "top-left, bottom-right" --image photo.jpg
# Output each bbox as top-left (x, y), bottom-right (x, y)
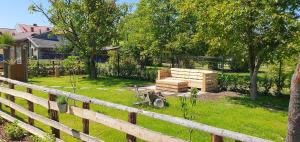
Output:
top-left (0, 33), bottom-right (15, 48)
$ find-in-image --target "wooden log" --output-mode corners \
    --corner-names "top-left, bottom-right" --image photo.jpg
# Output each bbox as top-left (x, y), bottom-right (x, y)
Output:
top-left (0, 110), bottom-right (63, 142)
top-left (82, 102), bottom-right (89, 142)
top-left (49, 93), bottom-right (60, 138)
top-left (8, 83), bottom-right (15, 117)
top-left (0, 78), bottom-right (272, 142)
top-left (27, 88), bottom-right (34, 125)
top-left (0, 87), bottom-right (186, 142)
top-left (212, 134), bottom-right (224, 142)
top-left (127, 112), bottom-right (137, 142)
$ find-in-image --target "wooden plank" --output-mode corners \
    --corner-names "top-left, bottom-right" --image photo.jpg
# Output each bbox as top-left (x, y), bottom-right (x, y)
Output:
top-left (49, 93), bottom-right (60, 138)
top-left (82, 102), bottom-right (90, 142)
top-left (0, 87), bottom-right (186, 142)
top-left (212, 134), bottom-right (224, 142)
top-left (0, 110), bottom-right (64, 142)
top-left (0, 78), bottom-right (272, 142)
top-left (27, 88), bottom-right (34, 126)
top-left (0, 97), bottom-right (102, 142)
top-left (8, 83), bottom-right (15, 117)
top-left (127, 112), bottom-right (137, 142)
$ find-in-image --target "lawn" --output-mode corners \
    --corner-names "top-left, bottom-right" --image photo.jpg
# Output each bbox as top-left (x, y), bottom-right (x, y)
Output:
top-left (3, 76), bottom-right (288, 142)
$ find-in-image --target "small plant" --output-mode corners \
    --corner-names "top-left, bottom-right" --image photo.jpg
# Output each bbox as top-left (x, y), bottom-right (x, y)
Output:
top-left (4, 121), bottom-right (26, 140)
top-left (0, 117), bottom-right (5, 124)
top-left (56, 96), bottom-right (68, 105)
top-left (30, 134), bottom-right (56, 142)
top-left (179, 88), bottom-right (199, 142)
top-left (56, 96), bottom-right (68, 113)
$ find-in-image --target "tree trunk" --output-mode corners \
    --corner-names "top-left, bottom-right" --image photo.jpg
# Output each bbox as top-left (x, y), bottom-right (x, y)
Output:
top-left (287, 59), bottom-right (300, 142)
top-left (250, 69), bottom-right (258, 100)
top-left (89, 54), bottom-right (97, 80)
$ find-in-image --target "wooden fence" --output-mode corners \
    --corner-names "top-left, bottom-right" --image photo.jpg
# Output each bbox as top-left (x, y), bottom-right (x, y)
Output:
top-left (0, 77), bottom-right (272, 142)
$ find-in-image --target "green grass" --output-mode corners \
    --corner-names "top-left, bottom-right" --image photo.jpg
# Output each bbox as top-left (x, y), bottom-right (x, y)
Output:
top-left (2, 76), bottom-right (288, 142)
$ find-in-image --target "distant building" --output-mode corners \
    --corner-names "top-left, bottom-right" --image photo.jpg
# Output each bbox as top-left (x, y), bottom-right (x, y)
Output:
top-left (0, 24), bottom-right (66, 59)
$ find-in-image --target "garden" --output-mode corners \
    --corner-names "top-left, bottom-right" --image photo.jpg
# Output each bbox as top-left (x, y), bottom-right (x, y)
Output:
top-left (0, 0), bottom-right (299, 142)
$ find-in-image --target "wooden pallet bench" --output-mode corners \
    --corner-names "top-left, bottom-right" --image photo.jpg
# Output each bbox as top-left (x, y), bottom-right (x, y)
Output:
top-left (156, 68), bottom-right (218, 92)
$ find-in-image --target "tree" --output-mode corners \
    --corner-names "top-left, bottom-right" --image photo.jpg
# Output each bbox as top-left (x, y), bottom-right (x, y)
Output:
top-left (29, 0), bottom-right (127, 79)
top-left (0, 33), bottom-right (15, 48)
top-left (287, 58), bottom-right (300, 141)
top-left (120, 0), bottom-right (207, 68)
top-left (193, 0), bottom-right (300, 99)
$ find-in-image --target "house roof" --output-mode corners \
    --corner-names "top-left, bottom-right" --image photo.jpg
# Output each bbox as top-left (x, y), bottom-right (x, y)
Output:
top-left (16, 24), bottom-right (51, 33)
top-left (27, 32), bottom-right (62, 48)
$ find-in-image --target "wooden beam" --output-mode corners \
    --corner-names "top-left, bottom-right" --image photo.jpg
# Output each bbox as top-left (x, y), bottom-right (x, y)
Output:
top-left (82, 102), bottom-right (89, 142)
top-left (8, 83), bottom-right (15, 117)
top-left (0, 97), bottom-right (102, 142)
top-left (127, 112), bottom-right (137, 142)
top-left (0, 78), bottom-right (272, 142)
top-left (49, 93), bottom-right (60, 138)
top-left (212, 134), bottom-right (224, 142)
top-left (27, 88), bottom-right (34, 125)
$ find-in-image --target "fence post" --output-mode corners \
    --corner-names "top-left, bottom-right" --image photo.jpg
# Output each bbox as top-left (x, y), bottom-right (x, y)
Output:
top-left (8, 83), bottom-right (15, 117)
top-left (48, 93), bottom-right (60, 138)
top-left (82, 102), bottom-right (90, 142)
top-left (27, 88), bottom-right (34, 125)
top-left (0, 91), bottom-right (2, 110)
top-left (211, 134), bottom-right (224, 142)
top-left (127, 112), bottom-right (137, 142)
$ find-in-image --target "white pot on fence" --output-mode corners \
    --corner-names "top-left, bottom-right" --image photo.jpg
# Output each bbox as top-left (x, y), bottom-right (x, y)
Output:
top-left (57, 103), bottom-right (68, 113)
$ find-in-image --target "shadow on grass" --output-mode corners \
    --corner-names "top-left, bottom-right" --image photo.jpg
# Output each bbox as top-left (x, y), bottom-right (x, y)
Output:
top-left (227, 95), bottom-right (290, 112)
top-left (80, 76), bottom-right (152, 87)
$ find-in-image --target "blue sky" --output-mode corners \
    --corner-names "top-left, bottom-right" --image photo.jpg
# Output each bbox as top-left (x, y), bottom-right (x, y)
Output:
top-left (0, 0), bottom-right (139, 29)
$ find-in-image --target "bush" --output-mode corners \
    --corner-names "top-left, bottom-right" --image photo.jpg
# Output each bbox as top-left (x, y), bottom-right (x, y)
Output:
top-left (98, 51), bottom-right (158, 81)
top-left (28, 61), bottom-right (48, 77)
top-left (30, 134), bottom-right (55, 142)
top-left (218, 73), bottom-right (249, 93)
top-left (0, 117), bottom-right (5, 124)
top-left (4, 121), bottom-right (26, 140)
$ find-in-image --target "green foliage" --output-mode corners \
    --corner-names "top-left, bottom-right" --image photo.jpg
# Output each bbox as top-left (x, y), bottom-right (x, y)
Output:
top-left (63, 56), bottom-right (83, 75)
top-left (28, 60), bottom-right (48, 77)
top-left (30, 134), bottom-right (56, 142)
top-left (0, 117), bottom-right (5, 124)
top-left (98, 51), bottom-right (158, 81)
top-left (0, 33), bottom-right (15, 48)
top-left (4, 121), bottom-right (26, 140)
top-left (56, 96), bottom-right (68, 105)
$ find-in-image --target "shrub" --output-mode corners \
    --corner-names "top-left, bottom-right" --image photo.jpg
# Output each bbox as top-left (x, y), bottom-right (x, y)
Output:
top-left (28, 61), bottom-right (48, 77)
top-left (0, 117), bottom-right (5, 124)
top-left (98, 51), bottom-right (158, 81)
top-left (56, 96), bottom-right (68, 105)
top-left (30, 134), bottom-right (55, 142)
top-left (4, 121), bottom-right (26, 140)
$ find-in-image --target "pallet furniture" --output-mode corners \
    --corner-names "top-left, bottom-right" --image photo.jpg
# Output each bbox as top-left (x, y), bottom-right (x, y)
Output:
top-left (156, 79), bottom-right (188, 92)
top-left (156, 68), bottom-right (218, 92)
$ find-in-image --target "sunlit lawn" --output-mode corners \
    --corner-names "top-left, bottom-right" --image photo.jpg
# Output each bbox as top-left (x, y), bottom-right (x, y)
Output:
top-left (2, 76), bottom-right (288, 142)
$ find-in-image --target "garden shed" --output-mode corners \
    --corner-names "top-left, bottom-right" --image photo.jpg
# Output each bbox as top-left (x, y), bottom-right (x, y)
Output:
top-left (3, 34), bottom-right (28, 82)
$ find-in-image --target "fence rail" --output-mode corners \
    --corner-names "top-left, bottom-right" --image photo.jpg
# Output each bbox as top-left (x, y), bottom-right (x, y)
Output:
top-left (0, 77), bottom-right (272, 142)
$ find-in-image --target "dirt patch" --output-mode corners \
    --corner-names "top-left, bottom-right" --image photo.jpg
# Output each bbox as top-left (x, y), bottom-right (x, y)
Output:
top-left (198, 91), bottom-right (240, 101)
